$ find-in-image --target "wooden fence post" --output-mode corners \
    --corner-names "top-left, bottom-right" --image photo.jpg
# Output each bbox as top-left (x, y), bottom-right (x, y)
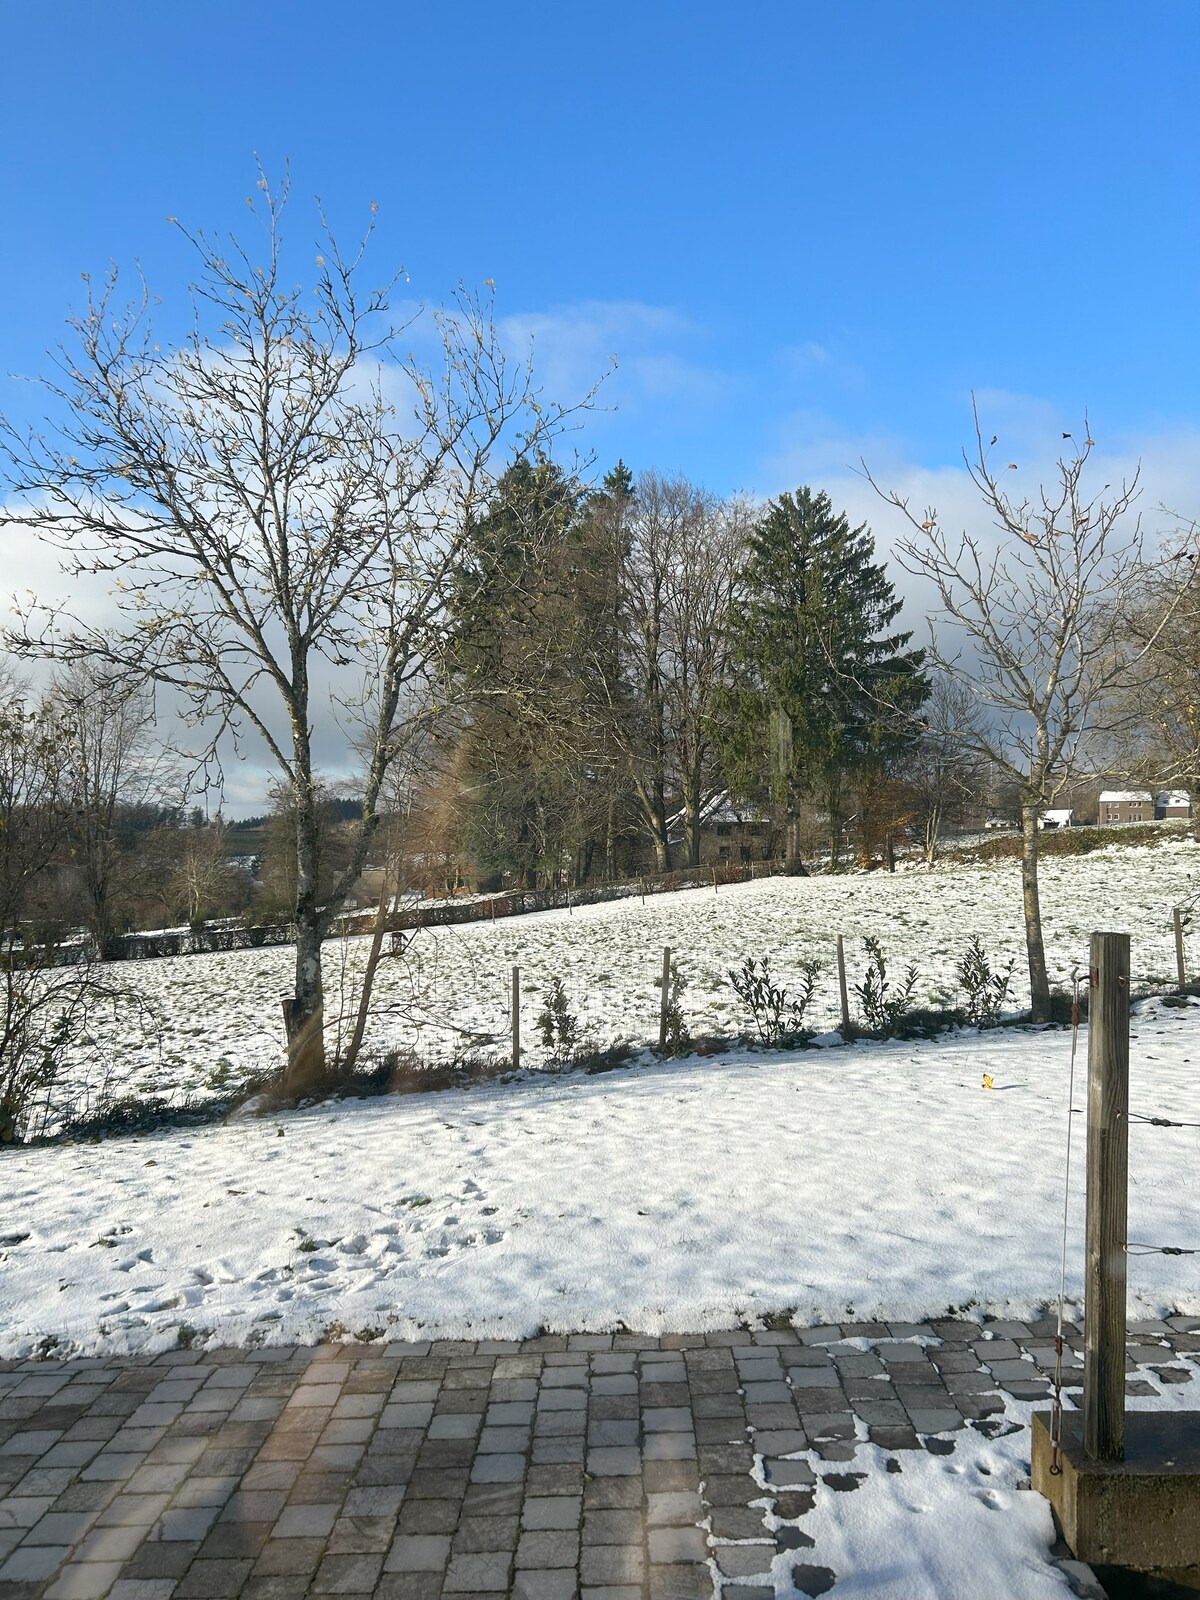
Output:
top-left (658, 946), bottom-right (672, 1049)
top-left (1174, 906), bottom-right (1186, 989)
top-left (512, 965), bottom-right (521, 1071)
top-left (1083, 930), bottom-right (1130, 1462)
top-left (712, 866), bottom-right (718, 894)
top-left (836, 935), bottom-right (851, 1036)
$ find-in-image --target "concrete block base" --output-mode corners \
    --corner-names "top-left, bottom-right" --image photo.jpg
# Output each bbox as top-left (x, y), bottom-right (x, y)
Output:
top-left (1032, 1410), bottom-right (1200, 1570)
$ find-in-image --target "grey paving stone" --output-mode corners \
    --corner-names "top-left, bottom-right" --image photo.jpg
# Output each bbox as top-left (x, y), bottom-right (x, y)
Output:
top-left (74, 1523), bottom-right (148, 1564)
top-left (906, 1408), bottom-right (963, 1433)
top-left (515, 1528), bottom-right (579, 1567)
top-left (384, 1534), bottom-right (452, 1573)
top-left (477, 1425), bottom-right (531, 1453)
top-left (442, 1549), bottom-right (512, 1590)
top-left (587, 1420), bottom-right (638, 1447)
top-left (41, 1560), bottom-right (126, 1598)
top-left (97, 1493), bottom-right (173, 1528)
top-left (22, 1510), bottom-right (99, 1545)
top-left (512, 1571), bottom-right (576, 1600)
top-left (580, 1543), bottom-right (644, 1584)
top-left (486, 1401), bottom-right (535, 1425)
top-left (762, 1457), bottom-right (815, 1486)
top-left (644, 1433), bottom-right (696, 1461)
top-left (521, 1496), bottom-right (581, 1531)
top-left (468, 1451), bottom-right (525, 1483)
top-left (0, 1495), bottom-right (55, 1528)
top-left (645, 1490), bottom-right (703, 1526)
top-left (251, 1538), bottom-right (325, 1577)
top-left (583, 1508), bottom-right (642, 1544)
top-left (173, 1556), bottom-right (255, 1597)
top-left (425, 1414), bottom-right (477, 1441)
top-left (648, 1526), bottom-right (707, 1563)
top-left (271, 1503), bottom-right (338, 1539)
top-left (712, 1543), bottom-right (774, 1577)
top-left (586, 1447), bottom-right (640, 1477)
top-left (0, 1543), bottom-right (73, 1581)
top-left (308, 1551), bottom-right (384, 1592)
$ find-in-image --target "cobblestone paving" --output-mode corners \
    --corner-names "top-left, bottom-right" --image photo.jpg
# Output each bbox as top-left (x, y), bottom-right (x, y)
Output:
top-left (1, 1317), bottom-right (1197, 1600)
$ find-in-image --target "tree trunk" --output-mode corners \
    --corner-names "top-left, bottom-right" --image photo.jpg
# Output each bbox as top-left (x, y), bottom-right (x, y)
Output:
top-left (1021, 802), bottom-right (1052, 1022)
top-left (341, 874), bottom-right (391, 1076)
top-left (684, 796), bottom-right (702, 868)
top-left (283, 786), bottom-right (326, 1097)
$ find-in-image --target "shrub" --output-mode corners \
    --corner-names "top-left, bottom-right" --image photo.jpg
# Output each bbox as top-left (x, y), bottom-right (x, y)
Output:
top-left (854, 937), bottom-right (919, 1037)
top-left (728, 955), bottom-right (821, 1046)
top-left (658, 959), bottom-right (691, 1056)
top-left (957, 936), bottom-right (1016, 1027)
top-left (536, 977), bottom-right (580, 1063)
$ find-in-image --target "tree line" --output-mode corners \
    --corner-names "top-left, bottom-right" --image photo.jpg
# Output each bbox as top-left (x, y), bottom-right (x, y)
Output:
top-left (426, 460), bottom-right (931, 891)
top-left (2, 175), bottom-right (1197, 1108)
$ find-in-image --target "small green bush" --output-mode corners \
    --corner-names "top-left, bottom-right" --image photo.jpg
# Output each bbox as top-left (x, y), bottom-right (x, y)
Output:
top-left (728, 955), bottom-right (821, 1046)
top-left (658, 960), bottom-right (691, 1056)
top-left (957, 936), bottom-right (1016, 1027)
top-left (537, 977), bottom-right (580, 1063)
top-left (854, 937), bottom-right (919, 1037)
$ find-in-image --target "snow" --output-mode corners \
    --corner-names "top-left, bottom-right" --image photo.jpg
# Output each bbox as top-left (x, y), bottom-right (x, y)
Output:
top-left (2, 992), bottom-right (1198, 1360)
top-left (1098, 790), bottom-right (1153, 803)
top-left (5, 838), bottom-right (1200, 1596)
top-left (46, 835), bottom-right (1200, 1112)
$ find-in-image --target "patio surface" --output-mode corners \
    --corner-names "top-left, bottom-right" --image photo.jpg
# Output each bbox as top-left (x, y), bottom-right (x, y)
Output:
top-left (1, 1318), bottom-right (1197, 1600)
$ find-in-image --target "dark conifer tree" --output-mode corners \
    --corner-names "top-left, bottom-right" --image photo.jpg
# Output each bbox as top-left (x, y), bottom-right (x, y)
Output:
top-left (723, 487), bottom-right (927, 862)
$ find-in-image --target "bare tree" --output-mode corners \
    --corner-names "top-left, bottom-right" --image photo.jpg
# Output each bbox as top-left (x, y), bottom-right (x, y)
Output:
top-left (49, 663), bottom-right (167, 954)
top-left (1118, 529), bottom-right (1200, 838)
top-left (903, 674), bottom-right (988, 866)
top-left (866, 408), bottom-right (1179, 1021)
top-left (0, 670), bottom-right (147, 1142)
top-left (163, 820), bottom-right (243, 929)
top-left (1, 172), bottom-right (582, 1095)
top-left (602, 472), bottom-right (741, 870)
top-left (663, 495), bottom-right (748, 865)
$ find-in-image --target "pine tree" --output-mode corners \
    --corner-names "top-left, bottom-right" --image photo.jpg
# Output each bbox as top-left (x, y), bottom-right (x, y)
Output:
top-left (723, 487), bottom-right (927, 863)
top-left (448, 458), bottom-right (611, 886)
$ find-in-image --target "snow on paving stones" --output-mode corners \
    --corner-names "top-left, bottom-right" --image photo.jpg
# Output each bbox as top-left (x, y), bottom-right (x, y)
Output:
top-left (1, 994), bottom-right (1198, 1359)
top-left (742, 1359), bottom-right (1200, 1600)
top-left (58, 834), bottom-right (1200, 1108)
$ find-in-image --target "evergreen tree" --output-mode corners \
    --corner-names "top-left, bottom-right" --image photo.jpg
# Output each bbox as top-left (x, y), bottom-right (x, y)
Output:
top-left (448, 457), bottom-right (612, 886)
top-left (723, 487), bottom-right (927, 862)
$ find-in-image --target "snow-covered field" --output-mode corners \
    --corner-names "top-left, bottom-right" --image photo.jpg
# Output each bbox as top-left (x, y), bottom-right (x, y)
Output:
top-left (63, 833), bottom-right (1200, 1107)
top-left (2, 991), bottom-right (1198, 1359)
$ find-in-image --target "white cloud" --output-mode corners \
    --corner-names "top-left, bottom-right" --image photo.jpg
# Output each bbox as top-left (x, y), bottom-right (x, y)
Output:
top-left (498, 299), bottom-right (724, 416)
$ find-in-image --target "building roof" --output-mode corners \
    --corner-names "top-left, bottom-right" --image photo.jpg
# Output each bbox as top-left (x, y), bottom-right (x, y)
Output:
top-left (1041, 808), bottom-right (1074, 822)
top-left (665, 791), bottom-right (769, 837)
top-left (1098, 790), bottom-right (1153, 803)
top-left (1157, 790), bottom-right (1191, 807)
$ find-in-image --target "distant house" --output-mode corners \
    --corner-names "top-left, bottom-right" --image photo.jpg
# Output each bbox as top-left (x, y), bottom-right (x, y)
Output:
top-left (1098, 789), bottom-right (1154, 824)
top-left (1039, 808), bottom-right (1074, 830)
top-left (1156, 790), bottom-right (1192, 820)
top-left (667, 793), bottom-right (773, 864)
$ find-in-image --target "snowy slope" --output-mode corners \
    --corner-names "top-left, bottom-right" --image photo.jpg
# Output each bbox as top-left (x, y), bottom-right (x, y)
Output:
top-left (2, 994), bottom-right (1197, 1359)
top-left (66, 835), bottom-right (1200, 1108)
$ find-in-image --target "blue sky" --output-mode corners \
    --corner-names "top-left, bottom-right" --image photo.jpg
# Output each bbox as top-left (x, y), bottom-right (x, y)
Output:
top-left (4, 0), bottom-right (1198, 497)
top-left (3, 1), bottom-right (1198, 810)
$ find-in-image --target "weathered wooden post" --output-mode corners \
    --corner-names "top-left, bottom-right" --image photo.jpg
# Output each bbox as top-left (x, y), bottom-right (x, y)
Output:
top-left (512, 965), bottom-right (521, 1071)
top-left (712, 866), bottom-right (718, 894)
top-left (836, 935), bottom-right (851, 1036)
top-left (1174, 906), bottom-right (1186, 989)
top-left (658, 946), bottom-right (672, 1049)
top-left (1083, 930), bottom-right (1130, 1462)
